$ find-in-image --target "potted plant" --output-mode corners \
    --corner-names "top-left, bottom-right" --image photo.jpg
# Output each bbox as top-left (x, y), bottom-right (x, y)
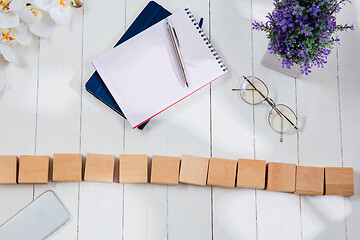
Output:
top-left (253, 0), bottom-right (354, 76)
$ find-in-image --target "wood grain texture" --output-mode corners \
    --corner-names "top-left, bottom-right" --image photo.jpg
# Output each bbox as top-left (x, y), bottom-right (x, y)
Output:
top-left (296, 1), bottom-right (347, 238)
top-left (236, 159), bottom-right (266, 189)
top-left (119, 154), bottom-right (148, 183)
top-left (179, 154), bottom-right (209, 186)
top-left (325, 167), bottom-right (354, 196)
top-left (52, 153), bottom-right (83, 182)
top-left (211, 0), bottom-right (257, 239)
top-left (0, 155), bottom-right (17, 184)
top-left (151, 155), bottom-right (180, 185)
top-left (84, 153), bottom-right (115, 183)
top-left (252, 0), bottom-right (302, 238)
top-left (18, 155), bottom-right (49, 184)
top-left (295, 166), bottom-right (324, 195)
top-left (32, 5), bottom-right (84, 239)
top-left (165, 0), bottom-right (213, 239)
top-left (78, 0), bottom-right (125, 238)
top-left (0, 0), bottom-right (358, 239)
top-left (122, 1), bottom-right (168, 240)
top-left (266, 162), bottom-right (296, 193)
top-left (0, 23), bottom-right (39, 225)
top-left (207, 157), bottom-right (237, 188)
top-left (338, 2), bottom-right (360, 240)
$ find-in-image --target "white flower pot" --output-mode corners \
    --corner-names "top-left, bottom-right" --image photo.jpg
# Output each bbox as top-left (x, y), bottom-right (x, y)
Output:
top-left (261, 48), bottom-right (302, 78)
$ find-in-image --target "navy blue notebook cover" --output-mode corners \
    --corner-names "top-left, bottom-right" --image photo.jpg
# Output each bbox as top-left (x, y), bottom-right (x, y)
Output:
top-left (85, 1), bottom-right (171, 130)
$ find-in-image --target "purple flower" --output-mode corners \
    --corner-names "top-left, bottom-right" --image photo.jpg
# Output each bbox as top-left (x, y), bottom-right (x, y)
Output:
top-left (252, 0), bottom-right (354, 75)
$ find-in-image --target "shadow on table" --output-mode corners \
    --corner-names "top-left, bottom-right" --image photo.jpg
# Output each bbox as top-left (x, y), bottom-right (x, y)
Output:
top-left (301, 171), bottom-right (360, 240)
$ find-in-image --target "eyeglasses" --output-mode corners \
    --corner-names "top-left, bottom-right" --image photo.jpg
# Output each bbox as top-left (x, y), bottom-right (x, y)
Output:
top-left (232, 76), bottom-right (298, 142)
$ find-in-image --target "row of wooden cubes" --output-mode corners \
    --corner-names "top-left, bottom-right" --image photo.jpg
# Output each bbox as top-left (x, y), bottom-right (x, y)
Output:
top-left (0, 154), bottom-right (354, 196)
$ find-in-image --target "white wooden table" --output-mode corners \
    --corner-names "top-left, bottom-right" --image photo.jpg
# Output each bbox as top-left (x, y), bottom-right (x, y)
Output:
top-left (0, 0), bottom-right (359, 239)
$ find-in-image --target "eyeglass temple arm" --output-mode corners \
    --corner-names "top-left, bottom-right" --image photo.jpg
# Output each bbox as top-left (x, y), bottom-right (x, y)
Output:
top-left (243, 76), bottom-right (298, 130)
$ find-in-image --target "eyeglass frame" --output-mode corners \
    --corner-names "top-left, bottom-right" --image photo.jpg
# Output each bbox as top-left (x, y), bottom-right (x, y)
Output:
top-left (232, 76), bottom-right (298, 142)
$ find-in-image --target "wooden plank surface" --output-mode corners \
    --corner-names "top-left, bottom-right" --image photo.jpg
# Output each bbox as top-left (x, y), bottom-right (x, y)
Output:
top-left (292, 3), bottom-right (352, 237)
top-left (0, 1), bottom-right (358, 240)
top-left (33, 6), bottom-right (83, 239)
top-left (211, 0), bottom-right (257, 239)
top-left (252, 0), bottom-right (301, 238)
top-left (78, 0), bottom-right (125, 239)
top-left (0, 30), bottom-right (39, 226)
top-left (166, 1), bottom-right (212, 239)
top-left (338, 3), bottom-right (360, 240)
top-left (122, 1), bottom-right (168, 239)
top-left (296, 6), bottom-right (347, 238)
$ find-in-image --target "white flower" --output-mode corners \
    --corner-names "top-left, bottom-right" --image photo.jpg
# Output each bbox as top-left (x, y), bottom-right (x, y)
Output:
top-left (0, 44), bottom-right (17, 62)
top-left (14, 22), bottom-right (32, 45)
top-left (35, 0), bottom-right (72, 25)
top-left (9, 0), bottom-right (82, 38)
top-left (0, 28), bottom-right (17, 62)
top-left (0, 0), bottom-right (82, 94)
top-left (10, 0), bottom-right (55, 39)
top-left (0, 22), bottom-right (32, 62)
top-left (0, 0), bottom-right (20, 28)
top-left (0, 0), bottom-right (82, 63)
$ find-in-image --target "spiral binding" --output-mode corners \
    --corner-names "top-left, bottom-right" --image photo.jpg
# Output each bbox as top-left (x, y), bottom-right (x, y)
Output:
top-left (185, 8), bottom-right (227, 72)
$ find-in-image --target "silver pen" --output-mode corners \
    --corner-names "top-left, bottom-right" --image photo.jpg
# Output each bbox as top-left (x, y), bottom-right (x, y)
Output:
top-left (166, 18), bottom-right (189, 88)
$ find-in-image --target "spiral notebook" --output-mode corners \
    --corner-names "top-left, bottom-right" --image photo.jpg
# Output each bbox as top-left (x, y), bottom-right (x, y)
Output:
top-left (86, 1), bottom-right (172, 130)
top-left (92, 8), bottom-right (228, 128)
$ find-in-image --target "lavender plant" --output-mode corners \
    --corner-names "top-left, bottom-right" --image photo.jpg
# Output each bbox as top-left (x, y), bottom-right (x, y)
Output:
top-left (253, 0), bottom-right (354, 75)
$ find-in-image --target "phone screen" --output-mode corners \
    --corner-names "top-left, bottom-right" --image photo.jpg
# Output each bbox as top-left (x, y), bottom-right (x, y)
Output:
top-left (0, 190), bottom-right (70, 240)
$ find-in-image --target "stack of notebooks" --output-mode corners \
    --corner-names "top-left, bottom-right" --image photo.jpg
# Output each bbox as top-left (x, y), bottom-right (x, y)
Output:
top-left (86, 1), bottom-right (228, 129)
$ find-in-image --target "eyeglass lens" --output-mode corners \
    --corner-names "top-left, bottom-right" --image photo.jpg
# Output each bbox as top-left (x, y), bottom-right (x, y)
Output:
top-left (239, 76), bottom-right (269, 105)
top-left (268, 104), bottom-right (297, 134)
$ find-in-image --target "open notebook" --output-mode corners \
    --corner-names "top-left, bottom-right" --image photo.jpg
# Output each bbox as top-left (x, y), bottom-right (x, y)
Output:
top-left (92, 8), bottom-right (228, 128)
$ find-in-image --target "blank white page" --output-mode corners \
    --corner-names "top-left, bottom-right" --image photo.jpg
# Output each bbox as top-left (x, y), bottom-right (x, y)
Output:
top-left (92, 9), bottom-right (228, 128)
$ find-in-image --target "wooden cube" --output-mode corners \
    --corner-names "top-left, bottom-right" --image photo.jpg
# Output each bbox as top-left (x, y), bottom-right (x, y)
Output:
top-left (0, 155), bottom-right (17, 184)
top-left (236, 159), bottom-right (266, 189)
top-left (52, 153), bottom-right (83, 182)
top-left (266, 162), bottom-right (296, 193)
top-left (150, 155), bottom-right (180, 185)
top-left (84, 153), bottom-right (115, 183)
top-left (295, 166), bottom-right (324, 195)
top-left (325, 167), bottom-right (354, 196)
top-left (179, 155), bottom-right (209, 186)
top-left (119, 154), bottom-right (148, 183)
top-left (18, 155), bottom-right (49, 184)
top-left (207, 157), bottom-right (237, 188)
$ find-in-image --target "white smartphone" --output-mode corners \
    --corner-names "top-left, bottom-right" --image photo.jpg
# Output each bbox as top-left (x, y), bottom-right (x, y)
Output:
top-left (0, 190), bottom-right (70, 240)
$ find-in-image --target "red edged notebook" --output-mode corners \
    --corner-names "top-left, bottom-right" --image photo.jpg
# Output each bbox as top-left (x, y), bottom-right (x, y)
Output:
top-left (92, 8), bottom-right (228, 129)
